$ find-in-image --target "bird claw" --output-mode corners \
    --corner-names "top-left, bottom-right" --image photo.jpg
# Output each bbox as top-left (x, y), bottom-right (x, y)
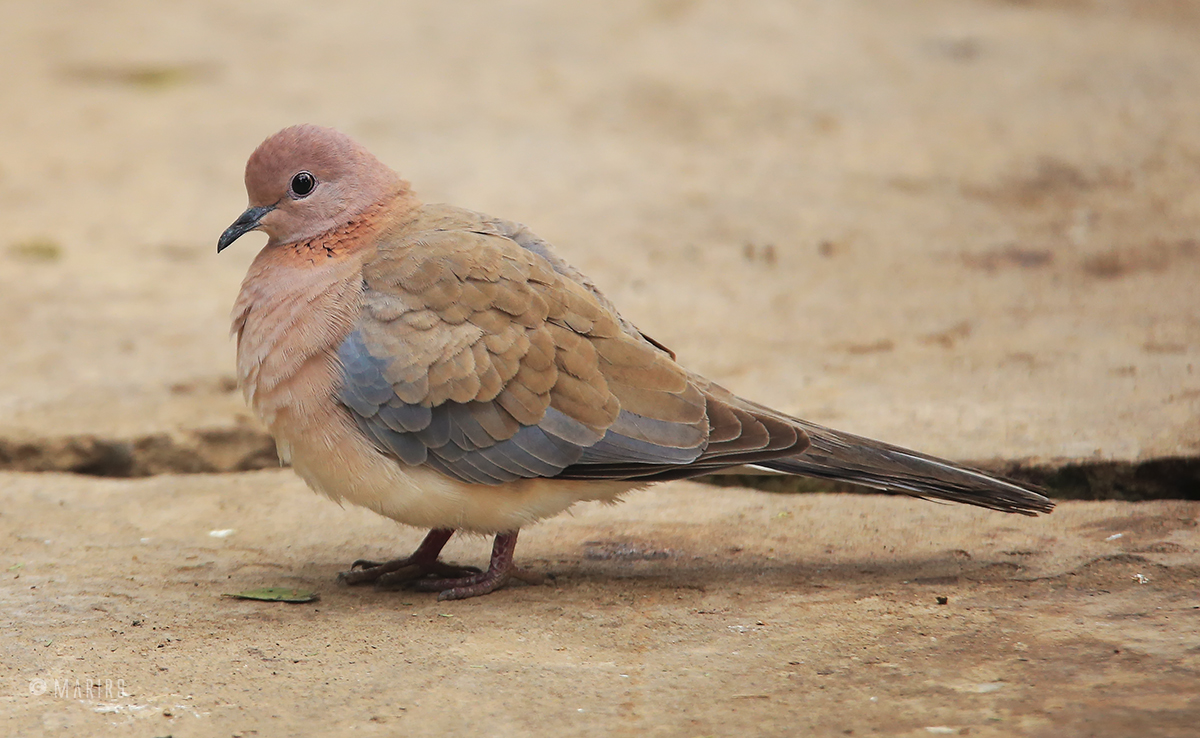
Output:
top-left (338, 530), bottom-right (523, 600)
top-left (418, 569), bottom-right (511, 601)
top-left (409, 566), bottom-right (542, 600)
top-left (337, 557), bottom-right (481, 588)
top-left (375, 561), bottom-right (482, 590)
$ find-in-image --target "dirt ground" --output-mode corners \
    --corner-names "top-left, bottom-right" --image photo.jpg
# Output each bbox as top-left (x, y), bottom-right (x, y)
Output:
top-left (3, 474), bottom-right (1199, 737)
top-left (1, 1), bottom-right (1198, 736)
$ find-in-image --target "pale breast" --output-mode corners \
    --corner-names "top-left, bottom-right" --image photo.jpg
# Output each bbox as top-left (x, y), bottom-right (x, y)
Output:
top-left (232, 245), bottom-right (368, 433)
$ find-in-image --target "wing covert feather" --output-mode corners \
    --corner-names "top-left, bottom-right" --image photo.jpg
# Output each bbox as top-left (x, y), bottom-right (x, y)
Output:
top-left (336, 219), bottom-right (808, 485)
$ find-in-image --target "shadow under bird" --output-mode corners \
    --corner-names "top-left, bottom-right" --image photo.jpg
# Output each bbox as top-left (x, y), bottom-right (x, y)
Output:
top-left (217, 125), bottom-right (1053, 601)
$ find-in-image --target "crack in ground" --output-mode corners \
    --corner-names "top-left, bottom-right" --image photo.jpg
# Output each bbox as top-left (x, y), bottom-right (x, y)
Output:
top-left (698, 459), bottom-right (1199, 501)
top-left (0, 427), bottom-right (279, 477)
top-left (0, 429), bottom-right (1196, 500)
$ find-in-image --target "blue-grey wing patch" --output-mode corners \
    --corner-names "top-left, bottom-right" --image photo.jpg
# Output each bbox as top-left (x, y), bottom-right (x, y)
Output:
top-left (335, 220), bottom-right (810, 486)
top-left (339, 328), bottom-right (591, 484)
top-left (337, 324), bottom-right (731, 484)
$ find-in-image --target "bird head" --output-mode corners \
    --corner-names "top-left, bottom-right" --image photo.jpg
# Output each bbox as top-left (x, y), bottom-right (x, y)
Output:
top-left (218, 124), bottom-right (406, 252)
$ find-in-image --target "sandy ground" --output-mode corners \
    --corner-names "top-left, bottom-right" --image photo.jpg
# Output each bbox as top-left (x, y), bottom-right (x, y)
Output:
top-left (3, 473), bottom-right (1199, 737)
top-left (1, 1), bottom-right (1199, 736)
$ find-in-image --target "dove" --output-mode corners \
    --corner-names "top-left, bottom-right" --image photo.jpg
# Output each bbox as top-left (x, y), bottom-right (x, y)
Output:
top-left (218, 124), bottom-right (1053, 601)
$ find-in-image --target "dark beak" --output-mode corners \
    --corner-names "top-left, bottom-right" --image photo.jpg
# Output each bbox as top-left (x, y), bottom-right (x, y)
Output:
top-left (217, 205), bottom-right (274, 253)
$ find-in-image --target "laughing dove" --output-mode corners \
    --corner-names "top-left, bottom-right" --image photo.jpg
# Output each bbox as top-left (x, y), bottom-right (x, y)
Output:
top-left (218, 125), bottom-right (1052, 601)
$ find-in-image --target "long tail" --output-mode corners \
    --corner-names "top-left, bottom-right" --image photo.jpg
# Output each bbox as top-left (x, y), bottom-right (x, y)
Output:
top-left (757, 421), bottom-right (1054, 516)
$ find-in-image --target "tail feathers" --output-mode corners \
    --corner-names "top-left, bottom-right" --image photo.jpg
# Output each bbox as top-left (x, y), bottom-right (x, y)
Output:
top-left (758, 423), bottom-right (1054, 516)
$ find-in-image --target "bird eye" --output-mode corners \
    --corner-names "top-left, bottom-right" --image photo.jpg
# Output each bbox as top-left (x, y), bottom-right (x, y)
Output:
top-left (289, 171), bottom-right (316, 198)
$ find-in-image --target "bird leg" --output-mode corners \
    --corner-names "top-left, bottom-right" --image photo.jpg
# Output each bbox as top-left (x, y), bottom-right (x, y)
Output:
top-left (337, 528), bottom-right (480, 588)
top-left (409, 531), bottom-right (521, 601)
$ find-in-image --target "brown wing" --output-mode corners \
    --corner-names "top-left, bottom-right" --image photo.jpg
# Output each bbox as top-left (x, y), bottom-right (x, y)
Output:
top-left (337, 223), bottom-right (807, 485)
top-left (340, 207), bottom-right (1051, 517)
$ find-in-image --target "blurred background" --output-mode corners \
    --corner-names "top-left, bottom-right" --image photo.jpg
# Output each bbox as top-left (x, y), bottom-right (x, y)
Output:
top-left (4, 5), bottom-right (1200, 735)
top-left (1, 0), bottom-right (1197, 489)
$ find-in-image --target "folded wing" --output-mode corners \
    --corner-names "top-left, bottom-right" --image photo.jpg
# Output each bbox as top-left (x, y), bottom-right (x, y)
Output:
top-left (338, 220), bottom-right (807, 486)
top-left (336, 209), bottom-right (1051, 517)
